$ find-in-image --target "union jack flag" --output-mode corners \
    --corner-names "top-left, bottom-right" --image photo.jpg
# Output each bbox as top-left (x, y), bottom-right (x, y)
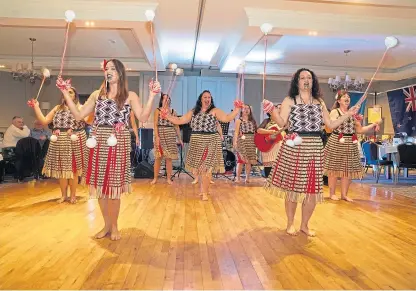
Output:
top-left (387, 85), bottom-right (416, 136)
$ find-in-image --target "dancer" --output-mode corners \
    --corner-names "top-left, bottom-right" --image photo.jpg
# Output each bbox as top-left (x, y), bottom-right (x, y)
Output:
top-left (234, 104), bottom-right (257, 183)
top-left (31, 87), bottom-right (87, 204)
top-left (324, 89), bottom-right (381, 201)
top-left (257, 104), bottom-right (285, 178)
top-left (58, 59), bottom-right (159, 240)
top-left (151, 93), bottom-right (183, 185)
top-left (163, 90), bottom-right (241, 200)
top-left (263, 68), bottom-right (358, 236)
top-left (192, 121), bottom-right (224, 185)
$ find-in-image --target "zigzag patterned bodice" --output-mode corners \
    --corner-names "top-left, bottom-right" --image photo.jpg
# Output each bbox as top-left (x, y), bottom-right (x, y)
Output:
top-left (190, 111), bottom-right (217, 132)
top-left (53, 110), bottom-right (85, 130)
top-left (158, 108), bottom-right (175, 127)
top-left (288, 104), bottom-right (323, 132)
top-left (239, 119), bottom-right (256, 134)
top-left (94, 97), bottom-right (131, 126)
top-left (333, 109), bottom-right (355, 134)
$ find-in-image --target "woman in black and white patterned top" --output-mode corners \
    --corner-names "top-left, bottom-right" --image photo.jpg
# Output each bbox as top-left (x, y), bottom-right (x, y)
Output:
top-left (151, 93), bottom-right (183, 185)
top-left (233, 104), bottom-right (257, 183)
top-left (163, 90), bottom-right (242, 201)
top-left (59, 59), bottom-right (159, 241)
top-left (31, 87), bottom-right (88, 204)
top-left (263, 68), bottom-right (358, 237)
top-left (324, 89), bottom-right (381, 202)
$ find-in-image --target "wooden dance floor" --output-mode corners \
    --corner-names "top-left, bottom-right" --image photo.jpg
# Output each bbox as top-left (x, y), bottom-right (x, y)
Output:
top-left (0, 176), bottom-right (415, 290)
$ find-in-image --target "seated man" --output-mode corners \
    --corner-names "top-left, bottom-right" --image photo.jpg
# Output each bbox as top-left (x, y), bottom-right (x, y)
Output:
top-left (30, 120), bottom-right (51, 148)
top-left (3, 116), bottom-right (30, 148)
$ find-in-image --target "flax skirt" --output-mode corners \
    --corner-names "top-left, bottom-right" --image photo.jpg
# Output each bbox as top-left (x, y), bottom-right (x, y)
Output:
top-left (264, 135), bottom-right (324, 203)
top-left (154, 126), bottom-right (178, 160)
top-left (186, 132), bottom-right (224, 175)
top-left (324, 133), bottom-right (363, 179)
top-left (236, 133), bottom-right (257, 165)
top-left (82, 127), bottom-right (131, 199)
top-left (43, 130), bottom-right (87, 179)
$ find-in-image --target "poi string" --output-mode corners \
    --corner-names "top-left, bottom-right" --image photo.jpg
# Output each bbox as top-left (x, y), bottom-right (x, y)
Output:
top-left (35, 77), bottom-right (46, 100)
top-left (262, 34), bottom-right (269, 102)
top-left (167, 74), bottom-right (177, 95)
top-left (150, 22), bottom-right (157, 81)
top-left (59, 22), bottom-right (71, 76)
top-left (355, 37), bottom-right (398, 109)
top-left (241, 68), bottom-right (245, 100)
top-left (236, 71), bottom-right (241, 100)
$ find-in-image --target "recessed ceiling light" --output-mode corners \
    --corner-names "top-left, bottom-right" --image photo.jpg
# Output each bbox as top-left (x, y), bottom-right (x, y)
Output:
top-left (0, 65), bottom-right (5, 68)
top-left (90, 22), bottom-right (95, 26)
top-left (308, 31), bottom-right (318, 36)
top-left (85, 21), bottom-right (90, 26)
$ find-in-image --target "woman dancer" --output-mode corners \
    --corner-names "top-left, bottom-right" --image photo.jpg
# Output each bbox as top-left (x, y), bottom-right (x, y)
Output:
top-left (324, 89), bottom-right (380, 201)
top-left (234, 104), bottom-right (257, 183)
top-left (263, 68), bottom-right (358, 236)
top-left (163, 90), bottom-right (241, 200)
top-left (31, 87), bottom-right (87, 204)
top-left (58, 59), bottom-right (159, 240)
top-left (151, 93), bottom-right (183, 185)
top-left (257, 104), bottom-right (285, 178)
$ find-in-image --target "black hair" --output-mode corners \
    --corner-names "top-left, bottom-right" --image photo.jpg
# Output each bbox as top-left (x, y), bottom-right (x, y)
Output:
top-left (288, 68), bottom-right (322, 100)
top-left (193, 90), bottom-right (216, 115)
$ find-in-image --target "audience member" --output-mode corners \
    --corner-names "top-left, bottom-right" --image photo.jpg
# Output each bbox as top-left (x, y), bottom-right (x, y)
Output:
top-left (3, 116), bottom-right (30, 148)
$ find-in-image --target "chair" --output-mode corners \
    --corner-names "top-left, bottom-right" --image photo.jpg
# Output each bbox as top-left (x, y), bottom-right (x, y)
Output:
top-left (395, 143), bottom-right (416, 183)
top-left (15, 137), bottom-right (41, 181)
top-left (361, 141), bottom-right (393, 183)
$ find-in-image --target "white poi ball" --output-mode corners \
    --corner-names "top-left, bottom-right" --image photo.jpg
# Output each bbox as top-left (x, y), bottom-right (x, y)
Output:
top-left (286, 139), bottom-right (295, 147)
top-left (145, 10), bottom-right (155, 21)
top-left (339, 137), bottom-right (345, 143)
top-left (107, 134), bottom-right (118, 147)
top-left (352, 139), bottom-right (358, 144)
top-left (385, 36), bottom-right (398, 49)
top-left (50, 135), bottom-right (58, 142)
top-left (64, 10), bottom-right (76, 22)
top-left (170, 63), bottom-right (178, 70)
top-left (86, 137), bottom-right (97, 148)
top-left (241, 135), bottom-right (246, 140)
top-left (42, 68), bottom-right (51, 78)
top-left (293, 135), bottom-right (302, 145)
top-left (260, 23), bottom-right (273, 34)
top-left (175, 68), bottom-right (183, 75)
top-left (70, 134), bottom-right (78, 141)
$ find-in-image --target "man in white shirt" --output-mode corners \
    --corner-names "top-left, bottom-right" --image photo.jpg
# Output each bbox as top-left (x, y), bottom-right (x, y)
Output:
top-left (2, 116), bottom-right (30, 148)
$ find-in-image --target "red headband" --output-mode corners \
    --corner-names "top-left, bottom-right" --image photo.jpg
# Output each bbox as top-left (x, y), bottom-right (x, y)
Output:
top-left (102, 59), bottom-right (108, 71)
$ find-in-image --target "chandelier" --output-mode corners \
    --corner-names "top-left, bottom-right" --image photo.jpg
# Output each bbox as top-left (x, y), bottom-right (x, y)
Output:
top-left (328, 50), bottom-right (365, 92)
top-left (11, 38), bottom-right (47, 83)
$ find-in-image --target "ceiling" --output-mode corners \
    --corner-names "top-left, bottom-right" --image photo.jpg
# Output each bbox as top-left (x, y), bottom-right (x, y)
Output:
top-left (0, 0), bottom-right (415, 81)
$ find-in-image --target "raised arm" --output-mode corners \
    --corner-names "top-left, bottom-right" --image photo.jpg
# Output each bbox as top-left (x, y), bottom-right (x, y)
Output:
top-left (355, 120), bottom-right (381, 134)
top-left (60, 89), bottom-right (97, 121)
top-left (166, 109), bottom-right (193, 125)
top-left (322, 101), bottom-right (358, 129)
top-left (129, 90), bottom-right (156, 122)
top-left (269, 97), bottom-right (291, 128)
top-left (32, 100), bottom-right (58, 126)
top-left (213, 107), bottom-right (240, 123)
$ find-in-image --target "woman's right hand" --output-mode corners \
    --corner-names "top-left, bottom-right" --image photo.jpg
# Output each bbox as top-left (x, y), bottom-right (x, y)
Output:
top-left (27, 99), bottom-right (39, 108)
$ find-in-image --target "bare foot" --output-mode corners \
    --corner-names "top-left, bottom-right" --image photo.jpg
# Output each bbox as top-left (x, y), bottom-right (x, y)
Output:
top-left (150, 179), bottom-right (157, 185)
top-left (201, 193), bottom-right (208, 201)
top-left (341, 196), bottom-right (354, 202)
top-left (167, 179), bottom-right (173, 185)
top-left (300, 227), bottom-right (316, 237)
top-left (210, 180), bottom-right (214, 184)
top-left (235, 178), bottom-right (241, 183)
top-left (330, 195), bottom-right (340, 201)
top-left (110, 227), bottom-right (121, 241)
top-left (57, 197), bottom-right (67, 203)
top-left (245, 179), bottom-right (250, 183)
top-left (191, 179), bottom-right (198, 185)
top-left (70, 197), bottom-right (77, 204)
top-left (286, 225), bottom-right (298, 236)
top-left (94, 227), bottom-right (110, 239)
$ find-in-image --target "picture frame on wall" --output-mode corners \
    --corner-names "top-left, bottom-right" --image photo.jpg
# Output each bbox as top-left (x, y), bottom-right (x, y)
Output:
top-left (367, 106), bottom-right (382, 124)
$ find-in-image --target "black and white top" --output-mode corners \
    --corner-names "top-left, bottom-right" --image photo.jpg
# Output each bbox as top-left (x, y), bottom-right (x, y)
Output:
top-left (239, 119), bottom-right (256, 134)
top-left (94, 97), bottom-right (131, 127)
top-left (288, 102), bottom-right (323, 133)
top-left (157, 108), bottom-right (175, 127)
top-left (53, 110), bottom-right (85, 130)
top-left (190, 111), bottom-right (217, 133)
top-left (333, 109), bottom-right (355, 135)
